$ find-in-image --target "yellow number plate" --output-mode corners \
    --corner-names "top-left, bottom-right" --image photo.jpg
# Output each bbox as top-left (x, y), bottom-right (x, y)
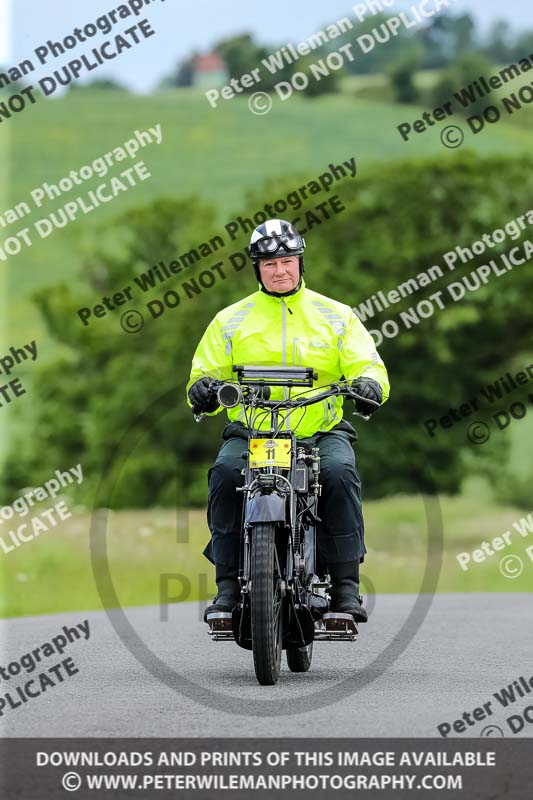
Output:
top-left (249, 439), bottom-right (291, 468)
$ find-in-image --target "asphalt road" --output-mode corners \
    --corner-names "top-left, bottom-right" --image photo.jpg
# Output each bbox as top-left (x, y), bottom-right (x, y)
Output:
top-left (1, 594), bottom-right (532, 738)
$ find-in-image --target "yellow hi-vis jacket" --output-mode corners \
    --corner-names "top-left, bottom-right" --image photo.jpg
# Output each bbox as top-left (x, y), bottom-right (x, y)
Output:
top-left (186, 279), bottom-right (390, 438)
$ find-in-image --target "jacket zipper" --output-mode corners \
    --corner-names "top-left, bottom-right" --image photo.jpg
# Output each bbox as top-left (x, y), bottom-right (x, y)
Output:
top-left (281, 299), bottom-right (290, 431)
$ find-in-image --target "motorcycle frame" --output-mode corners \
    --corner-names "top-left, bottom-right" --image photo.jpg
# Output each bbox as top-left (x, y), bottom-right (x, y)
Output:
top-left (236, 404), bottom-right (321, 640)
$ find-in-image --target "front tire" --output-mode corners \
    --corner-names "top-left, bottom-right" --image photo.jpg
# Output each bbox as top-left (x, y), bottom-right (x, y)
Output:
top-left (251, 522), bottom-right (283, 686)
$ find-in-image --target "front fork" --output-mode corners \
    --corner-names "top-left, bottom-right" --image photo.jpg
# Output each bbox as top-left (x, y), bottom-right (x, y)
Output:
top-left (236, 471), bottom-right (291, 602)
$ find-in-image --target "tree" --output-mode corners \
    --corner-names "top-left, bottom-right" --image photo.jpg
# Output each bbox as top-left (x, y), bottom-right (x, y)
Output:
top-left (510, 30), bottom-right (533, 62)
top-left (296, 55), bottom-right (341, 98)
top-left (159, 51), bottom-right (202, 88)
top-left (483, 20), bottom-right (512, 63)
top-left (215, 33), bottom-right (295, 92)
top-left (0, 66), bottom-right (27, 93)
top-left (387, 53), bottom-right (421, 104)
top-left (175, 53), bottom-right (198, 87)
top-left (431, 53), bottom-right (494, 118)
top-left (422, 13), bottom-right (477, 68)
top-left (215, 34), bottom-right (259, 81)
top-left (345, 14), bottom-right (410, 76)
top-left (69, 78), bottom-right (127, 92)
top-left (2, 196), bottom-right (230, 507)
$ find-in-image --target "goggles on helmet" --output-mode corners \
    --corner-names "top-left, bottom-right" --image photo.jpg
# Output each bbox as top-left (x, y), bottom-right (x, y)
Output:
top-left (251, 232), bottom-right (305, 257)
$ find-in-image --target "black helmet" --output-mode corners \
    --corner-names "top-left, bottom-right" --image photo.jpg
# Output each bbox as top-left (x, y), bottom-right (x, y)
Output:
top-left (249, 219), bottom-right (306, 261)
top-left (249, 219), bottom-right (306, 296)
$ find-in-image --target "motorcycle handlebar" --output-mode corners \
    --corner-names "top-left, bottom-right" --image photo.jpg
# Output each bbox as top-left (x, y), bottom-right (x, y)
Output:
top-left (197, 379), bottom-right (380, 415)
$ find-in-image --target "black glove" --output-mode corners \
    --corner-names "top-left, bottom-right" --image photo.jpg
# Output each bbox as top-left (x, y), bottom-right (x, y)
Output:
top-left (188, 378), bottom-right (220, 414)
top-left (350, 377), bottom-right (383, 416)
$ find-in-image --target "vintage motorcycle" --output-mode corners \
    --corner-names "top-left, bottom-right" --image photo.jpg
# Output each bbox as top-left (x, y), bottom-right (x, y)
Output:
top-left (194, 365), bottom-right (377, 686)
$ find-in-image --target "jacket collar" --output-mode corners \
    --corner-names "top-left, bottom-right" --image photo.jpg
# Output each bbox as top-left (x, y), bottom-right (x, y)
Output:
top-left (256, 278), bottom-right (306, 307)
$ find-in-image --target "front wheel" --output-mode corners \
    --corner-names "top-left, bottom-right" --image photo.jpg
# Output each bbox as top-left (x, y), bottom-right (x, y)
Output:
top-left (251, 522), bottom-right (283, 686)
top-left (286, 642), bottom-right (313, 672)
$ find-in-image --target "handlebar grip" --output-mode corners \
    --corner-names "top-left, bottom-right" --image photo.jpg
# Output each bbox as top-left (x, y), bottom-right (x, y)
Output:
top-left (346, 389), bottom-right (381, 408)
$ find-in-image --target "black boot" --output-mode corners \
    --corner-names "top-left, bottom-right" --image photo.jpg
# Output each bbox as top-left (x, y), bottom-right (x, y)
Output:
top-left (203, 563), bottom-right (240, 622)
top-left (328, 560), bottom-right (368, 623)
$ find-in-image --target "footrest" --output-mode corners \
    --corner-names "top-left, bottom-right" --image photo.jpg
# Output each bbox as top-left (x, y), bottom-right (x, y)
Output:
top-left (315, 612), bottom-right (358, 641)
top-left (206, 612), bottom-right (235, 641)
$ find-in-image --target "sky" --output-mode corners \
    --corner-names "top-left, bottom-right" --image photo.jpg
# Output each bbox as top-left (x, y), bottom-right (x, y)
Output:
top-left (0, 0), bottom-right (531, 93)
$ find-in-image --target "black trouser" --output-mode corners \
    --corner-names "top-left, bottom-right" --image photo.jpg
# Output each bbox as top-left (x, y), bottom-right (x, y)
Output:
top-left (202, 420), bottom-right (366, 571)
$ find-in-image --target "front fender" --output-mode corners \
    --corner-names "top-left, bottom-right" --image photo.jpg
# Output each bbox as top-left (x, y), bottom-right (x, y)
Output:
top-left (246, 493), bottom-right (286, 524)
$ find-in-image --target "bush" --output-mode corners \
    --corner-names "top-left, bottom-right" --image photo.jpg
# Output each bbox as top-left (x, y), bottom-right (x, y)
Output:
top-left (431, 53), bottom-right (494, 117)
top-left (388, 54), bottom-right (421, 104)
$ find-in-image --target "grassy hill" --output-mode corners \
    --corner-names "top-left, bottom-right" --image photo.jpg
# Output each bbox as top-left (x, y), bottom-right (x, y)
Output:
top-left (6, 88), bottom-right (533, 306)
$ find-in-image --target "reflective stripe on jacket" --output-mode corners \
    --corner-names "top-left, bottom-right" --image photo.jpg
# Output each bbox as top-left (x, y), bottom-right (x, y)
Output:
top-left (186, 279), bottom-right (390, 438)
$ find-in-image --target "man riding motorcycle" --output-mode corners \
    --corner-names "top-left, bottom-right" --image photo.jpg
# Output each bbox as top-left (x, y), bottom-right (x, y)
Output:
top-left (186, 219), bottom-right (390, 625)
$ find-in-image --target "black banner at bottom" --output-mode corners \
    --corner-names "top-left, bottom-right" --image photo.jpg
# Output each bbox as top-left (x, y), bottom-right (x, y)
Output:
top-left (1, 738), bottom-right (532, 799)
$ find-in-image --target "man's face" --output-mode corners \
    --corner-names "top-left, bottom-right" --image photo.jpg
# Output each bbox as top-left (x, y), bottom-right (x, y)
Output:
top-left (258, 255), bottom-right (300, 293)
